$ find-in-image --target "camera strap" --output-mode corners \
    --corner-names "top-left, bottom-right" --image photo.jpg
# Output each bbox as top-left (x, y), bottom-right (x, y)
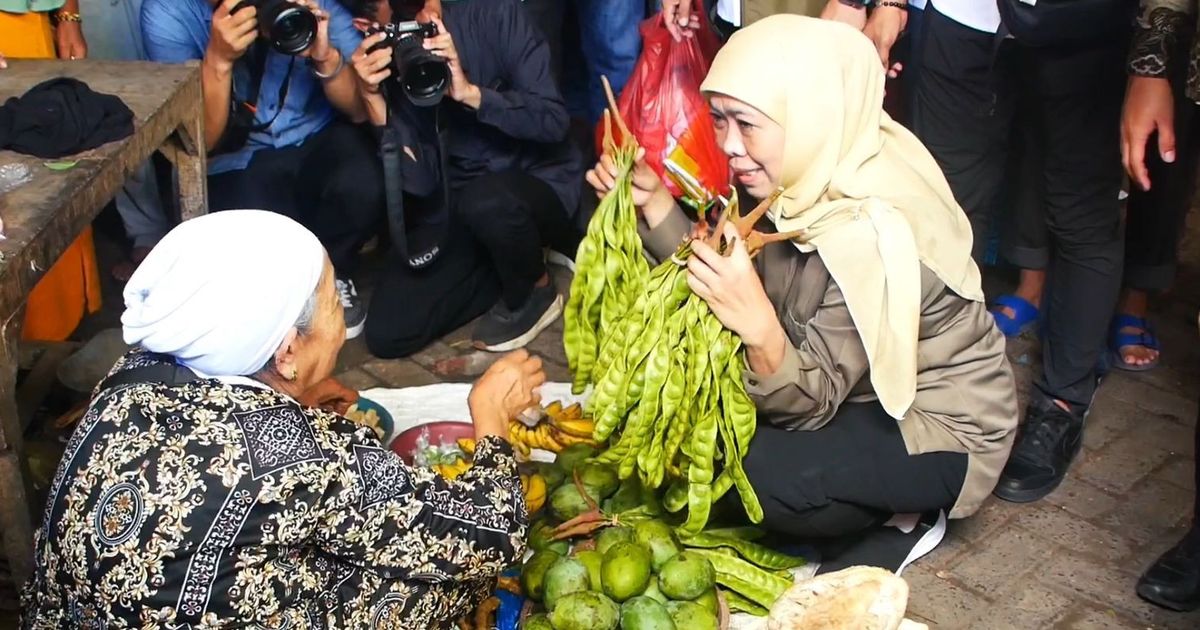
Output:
top-left (380, 94), bottom-right (452, 269)
top-left (235, 41), bottom-right (294, 132)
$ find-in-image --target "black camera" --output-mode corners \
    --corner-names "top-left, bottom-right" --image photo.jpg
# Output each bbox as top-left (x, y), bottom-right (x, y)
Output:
top-left (367, 21), bottom-right (449, 107)
top-left (233, 0), bottom-right (318, 56)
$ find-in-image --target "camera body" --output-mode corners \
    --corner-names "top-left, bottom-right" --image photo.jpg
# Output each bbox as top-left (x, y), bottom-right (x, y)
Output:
top-left (366, 21), bottom-right (450, 107)
top-left (232, 0), bottom-right (318, 56)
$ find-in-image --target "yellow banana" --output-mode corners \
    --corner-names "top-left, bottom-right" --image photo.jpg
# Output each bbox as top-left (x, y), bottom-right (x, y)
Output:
top-left (457, 438), bottom-right (476, 456)
top-left (520, 473), bottom-right (530, 495)
top-left (561, 403), bottom-right (584, 420)
top-left (549, 417), bottom-right (596, 439)
top-left (553, 430), bottom-right (597, 447)
top-left (524, 474), bottom-right (547, 513)
top-left (544, 401), bottom-right (563, 417)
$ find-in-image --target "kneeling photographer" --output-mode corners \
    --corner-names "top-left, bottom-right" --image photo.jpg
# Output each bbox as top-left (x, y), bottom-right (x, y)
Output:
top-left (345, 0), bottom-right (584, 358)
top-left (142, 0), bottom-right (383, 338)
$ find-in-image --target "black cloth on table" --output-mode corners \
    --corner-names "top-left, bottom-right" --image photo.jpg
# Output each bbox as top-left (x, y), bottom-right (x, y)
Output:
top-left (0, 77), bottom-right (134, 159)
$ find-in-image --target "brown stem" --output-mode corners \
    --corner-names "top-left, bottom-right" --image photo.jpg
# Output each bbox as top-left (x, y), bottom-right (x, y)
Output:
top-left (574, 468), bottom-right (599, 512)
top-left (602, 110), bottom-right (614, 157)
top-left (733, 188), bottom-right (785, 238)
top-left (746, 228), bottom-right (806, 256)
top-left (601, 75), bottom-right (635, 149)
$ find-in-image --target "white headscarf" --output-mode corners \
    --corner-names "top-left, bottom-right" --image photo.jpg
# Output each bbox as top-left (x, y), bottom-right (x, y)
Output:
top-left (122, 210), bottom-right (327, 377)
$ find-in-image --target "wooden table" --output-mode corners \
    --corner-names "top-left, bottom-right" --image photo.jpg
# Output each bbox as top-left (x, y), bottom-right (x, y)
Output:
top-left (0, 60), bottom-right (206, 585)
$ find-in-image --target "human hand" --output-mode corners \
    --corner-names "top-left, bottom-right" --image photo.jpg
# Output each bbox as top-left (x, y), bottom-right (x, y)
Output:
top-left (820, 0), bottom-right (868, 30)
top-left (286, 0), bottom-right (333, 62)
top-left (352, 31), bottom-right (393, 94)
top-left (585, 147), bottom-right (676, 225)
top-left (661, 0), bottom-right (701, 42)
top-left (863, 4), bottom-right (906, 78)
top-left (55, 21), bottom-right (88, 60)
top-left (469, 350), bottom-right (546, 440)
top-left (298, 376), bottom-right (360, 415)
top-left (424, 17), bottom-right (477, 105)
top-left (416, 0), bottom-right (443, 24)
top-left (1122, 75), bottom-right (1175, 191)
top-left (0, 53), bottom-right (7, 69)
top-left (687, 222), bottom-right (782, 348)
top-left (208, 0), bottom-right (258, 72)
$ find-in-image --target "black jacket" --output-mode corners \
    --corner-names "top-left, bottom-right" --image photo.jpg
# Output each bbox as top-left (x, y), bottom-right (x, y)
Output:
top-left (378, 0), bottom-right (583, 218)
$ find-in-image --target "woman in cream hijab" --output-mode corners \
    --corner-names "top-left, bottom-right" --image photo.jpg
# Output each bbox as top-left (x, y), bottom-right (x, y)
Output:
top-left (588, 15), bottom-right (1018, 537)
top-left (24, 210), bottom-right (545, 628)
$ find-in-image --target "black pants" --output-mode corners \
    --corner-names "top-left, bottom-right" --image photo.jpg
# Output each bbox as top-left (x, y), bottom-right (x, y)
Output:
top-left (741, 403), bottom-right (968, 539)
top-left (207, 121), bottom-right (385, 275)
top-left (365, 171), bottom-right (580, 358)
top-left (910, 5), bottom-right (1126, 409)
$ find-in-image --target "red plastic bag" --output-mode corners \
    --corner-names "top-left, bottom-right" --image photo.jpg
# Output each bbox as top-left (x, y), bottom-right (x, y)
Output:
top-left (598, 0), bottom-right (728, 208)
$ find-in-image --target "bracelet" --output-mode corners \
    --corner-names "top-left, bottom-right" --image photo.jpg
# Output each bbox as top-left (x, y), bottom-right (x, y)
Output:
top-left (311, 50), bottom-right (345, 81)
top-left (877, 0), bottom-right (908, 8)
top-left (54, 11), bottom-right (82, 23)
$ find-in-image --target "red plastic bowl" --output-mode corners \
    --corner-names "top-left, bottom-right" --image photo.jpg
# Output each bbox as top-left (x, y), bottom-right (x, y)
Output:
top-left (390, 421), bottom-right (475, 465)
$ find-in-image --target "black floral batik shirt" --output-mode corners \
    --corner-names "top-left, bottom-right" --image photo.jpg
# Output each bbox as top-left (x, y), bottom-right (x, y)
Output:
top-left (1130, 1), bottom-right (1200, 101)
top-left (22, 351), bottom-right (527, 629)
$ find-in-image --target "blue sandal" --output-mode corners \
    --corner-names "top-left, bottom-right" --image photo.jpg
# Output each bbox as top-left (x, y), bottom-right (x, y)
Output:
top-left (990, 295), bottom-right (1040, 338)
top-left (1110, 314), bottom-right (1161, 372)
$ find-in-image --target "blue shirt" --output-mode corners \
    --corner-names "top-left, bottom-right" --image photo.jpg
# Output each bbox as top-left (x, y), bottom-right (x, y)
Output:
top-left (141, 0), bottom-right (362, 175)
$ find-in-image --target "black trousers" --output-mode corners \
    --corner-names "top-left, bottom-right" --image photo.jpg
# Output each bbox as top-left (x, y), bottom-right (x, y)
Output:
top-left (364, 171), bottom-right (580, 358)
top-left (910, 5), bottom-right (1126, 409)
top-left (741, 403), bottom-right (968, 539)
top-left (207, 121), bottom-right (385, 275)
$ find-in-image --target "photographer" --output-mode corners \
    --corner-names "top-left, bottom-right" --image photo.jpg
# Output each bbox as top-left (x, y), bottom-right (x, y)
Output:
top-left (344, 0), bottom-right (584, 357)
top-left (141, 0), bottom-right (384, 338)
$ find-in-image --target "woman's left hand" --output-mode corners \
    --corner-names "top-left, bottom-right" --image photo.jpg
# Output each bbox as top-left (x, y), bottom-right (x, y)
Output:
top-left (298, 377), bottom-right (360, 415)
top-left (55, 22), bottom-right (87, 60)
top-left (687, 222), bottom-right (781, 348)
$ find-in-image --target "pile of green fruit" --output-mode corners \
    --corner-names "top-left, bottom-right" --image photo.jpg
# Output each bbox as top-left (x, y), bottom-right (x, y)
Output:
top-left (520, 445), bottom-right (806, 629)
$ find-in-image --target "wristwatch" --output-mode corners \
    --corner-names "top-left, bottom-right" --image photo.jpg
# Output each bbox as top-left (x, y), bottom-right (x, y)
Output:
top-left (837, 0), bottom-right (870, 8)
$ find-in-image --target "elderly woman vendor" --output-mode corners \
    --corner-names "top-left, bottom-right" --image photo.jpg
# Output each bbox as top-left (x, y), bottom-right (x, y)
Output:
top-left (22, 211), bottom-right (542, 627)
top-left (589, 16), bottom-right (1019, 537)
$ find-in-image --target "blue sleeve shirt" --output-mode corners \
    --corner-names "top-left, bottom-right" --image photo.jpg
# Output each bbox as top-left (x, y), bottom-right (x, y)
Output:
top-left (141, 0), bottom-right (363, 175)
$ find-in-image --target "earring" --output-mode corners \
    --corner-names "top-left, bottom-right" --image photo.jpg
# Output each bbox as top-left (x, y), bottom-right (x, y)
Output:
top-left (290, 367), bottom-right (298, 381)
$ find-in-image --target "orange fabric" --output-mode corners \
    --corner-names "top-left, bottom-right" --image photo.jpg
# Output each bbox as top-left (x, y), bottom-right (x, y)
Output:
top-left (1, 11), bottom-right (104, 341)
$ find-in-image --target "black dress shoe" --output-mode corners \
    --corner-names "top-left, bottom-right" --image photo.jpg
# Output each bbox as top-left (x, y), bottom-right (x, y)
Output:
top-left (993, 397), bottom-right (1085, 503)
top-left (1138, 528), bottom-right (1200, 612)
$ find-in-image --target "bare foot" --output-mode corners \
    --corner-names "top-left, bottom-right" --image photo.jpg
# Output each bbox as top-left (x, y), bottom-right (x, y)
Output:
top-left (993, 269), bottom-right (1045, 321)
top-left (1115, 289), bottom-right (1158, 367)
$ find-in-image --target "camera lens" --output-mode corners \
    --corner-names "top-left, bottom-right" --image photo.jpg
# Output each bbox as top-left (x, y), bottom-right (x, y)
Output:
top-left (395, 47), bottom-right (449, 107)
top-left (263, 4), bottom-right (317, 55)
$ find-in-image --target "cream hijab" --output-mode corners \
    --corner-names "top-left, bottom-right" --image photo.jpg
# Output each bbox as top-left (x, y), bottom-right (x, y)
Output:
top-left (701, 15), bottom-right (983, 420)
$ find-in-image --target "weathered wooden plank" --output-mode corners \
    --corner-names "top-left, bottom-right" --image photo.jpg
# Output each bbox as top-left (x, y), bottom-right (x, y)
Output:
top-left (0, 307), bottom-right (35, 586)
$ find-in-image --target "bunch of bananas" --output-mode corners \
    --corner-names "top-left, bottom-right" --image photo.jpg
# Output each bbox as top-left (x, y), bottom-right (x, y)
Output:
top-left (455, 438), bottom-right (548, 513)
top-left (508, 401), bottom-right (598, 456)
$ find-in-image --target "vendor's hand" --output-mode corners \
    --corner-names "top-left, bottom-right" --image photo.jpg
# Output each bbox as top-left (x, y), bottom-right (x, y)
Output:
top-left (0, 53), bottom-right (7, 69)
top-left (821, 0), bottom-right (868, 30)
top-left (863, 4), bottom-right (906, 78)
top-left (424, 17), bottom-right (479, 107)
top-left (55, 21), bottom-right (88, 60)
top-left (298, 377), bottom-right (360, 415)
top-left (469, 350), bottom-right (545, 441)
top-left (586, 147), bottom-right (676, 227)
top-left (208, 0), bottom-right (258, 72)
top-left (416, 0), bottom-right (443, 24)
top-left (1122, 75), bottom-right (1175, 191)
top-left (661, 0), bottom-right (701, 41)
top-left (687, 222), bottom-right (781, 349)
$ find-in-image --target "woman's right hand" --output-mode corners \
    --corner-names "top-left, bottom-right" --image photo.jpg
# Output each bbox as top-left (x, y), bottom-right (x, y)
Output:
top-left (585, 147), bottom-right (676, 227)
top-left (468, 350), bottom-right (545, 441)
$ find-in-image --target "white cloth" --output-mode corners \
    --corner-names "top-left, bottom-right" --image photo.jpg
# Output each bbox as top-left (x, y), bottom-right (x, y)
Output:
top-left (717, 0), bottom-right (742, 26)
top-left (122, 210), bottom-right (326, 377)
top-left (927, 0), bottom-right (1001, 33)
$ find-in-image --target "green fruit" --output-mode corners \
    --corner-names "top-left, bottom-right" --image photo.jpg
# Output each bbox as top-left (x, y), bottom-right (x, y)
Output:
top-left (524, 613), bottom-right (554, 630)
top-left (642, 576), bottom-right (668, 604)
top-left (605, 477), bottom-right (644, 514)
top-left (536, 461), bottom-right (566, 489)
top-left (544, 557), bottom-right (591, 611)
top-left (595, 526), bottom-right (635, 555)
top-left (620, 596), bottom-right (677, 630)
top-left (521, 550), bottom-right (562, 602)
top-left (658, 552), bottom-right (716, 601)
top-left (550, 483), bottom-right (593, 522)
top-left (529, 521), bottom-right (569, 555)
top-left (666, 600), bottom-right (718, 630)
top-left (577, 462), bottom-right (620, 499)
top-left (556, 444), bottom-right (597, 474)
top-left (634, 520), bottom-right (681, 571)
top-left (693, 588), bottom-right (719, 615)
top-left (600, 541), bottom-right (653, 602)
top-left (549, 591), bottom-right (619, 630)
top-left (574, 549), bottom-right (604, 591)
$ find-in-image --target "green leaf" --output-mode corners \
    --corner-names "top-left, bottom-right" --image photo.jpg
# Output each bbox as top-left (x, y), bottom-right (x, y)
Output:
top-left (43, 160), bottom-right (78, 171)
